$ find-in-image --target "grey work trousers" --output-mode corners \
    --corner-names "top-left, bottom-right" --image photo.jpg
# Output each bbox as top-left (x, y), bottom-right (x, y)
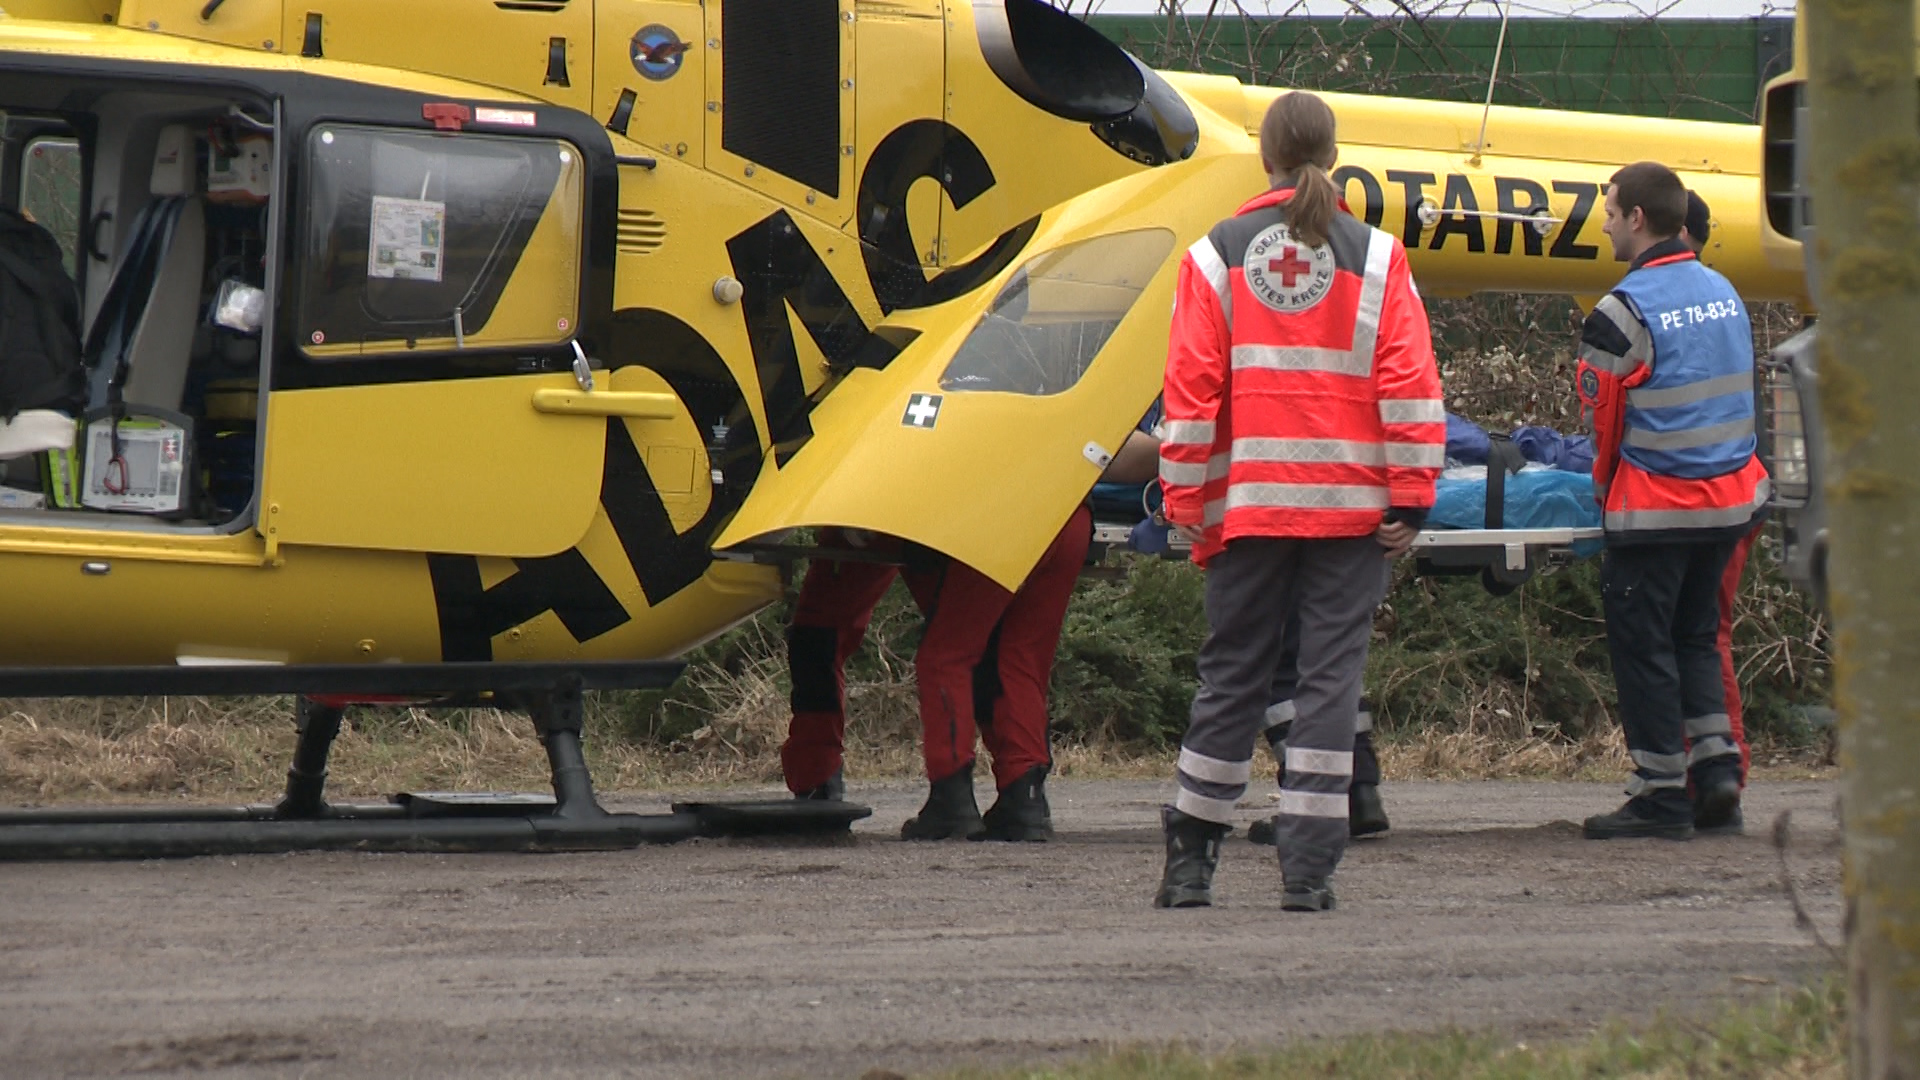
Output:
top-left (1173, 535), bottom-right (1388, 880)
top-left (1263, 559), bottom-right (1394, 787)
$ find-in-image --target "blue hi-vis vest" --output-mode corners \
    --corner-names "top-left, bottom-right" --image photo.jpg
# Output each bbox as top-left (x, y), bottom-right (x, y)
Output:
top-left (1611, 259), bottom-right (1756, 480)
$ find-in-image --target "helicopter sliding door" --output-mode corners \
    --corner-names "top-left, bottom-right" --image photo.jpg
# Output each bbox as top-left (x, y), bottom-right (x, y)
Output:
top-left (260, 121), bottom-right (608, 560)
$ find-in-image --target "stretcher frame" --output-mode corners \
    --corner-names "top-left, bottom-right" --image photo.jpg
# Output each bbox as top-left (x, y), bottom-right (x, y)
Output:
top-left (1090, 522), bottom-right (1603, 591)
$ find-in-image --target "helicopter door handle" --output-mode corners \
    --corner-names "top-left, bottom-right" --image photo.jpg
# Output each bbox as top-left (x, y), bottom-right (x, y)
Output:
top-left (537, 339), bottom-right (677, 415)
top-left (532, 388), bottom-right (680, 419)
top-left (87, 210), bottom-right (114, 262)
top-left (569, 340), bottom-right (596, 391)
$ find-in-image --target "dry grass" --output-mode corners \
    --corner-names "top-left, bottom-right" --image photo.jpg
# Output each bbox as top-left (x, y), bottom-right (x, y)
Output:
top-left (0, 696), bottom-right (686, 805)
top-left (2, 686), bottom-right (1830, 806)
top-left (1378, 726), bottom-right (1628, 782)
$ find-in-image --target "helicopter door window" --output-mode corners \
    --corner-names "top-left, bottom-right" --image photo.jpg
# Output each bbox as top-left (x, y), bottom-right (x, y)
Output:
top-left (295, 126), bottom-right (583, 359)
top-left (938, 228), bottom-right (1173, 396)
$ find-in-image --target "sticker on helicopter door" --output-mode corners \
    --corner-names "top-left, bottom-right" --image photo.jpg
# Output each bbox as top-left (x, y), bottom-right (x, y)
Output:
top-left (368, 196), bottom-right (446, 283)
top-left (902, 393), bottom-right (942, 429)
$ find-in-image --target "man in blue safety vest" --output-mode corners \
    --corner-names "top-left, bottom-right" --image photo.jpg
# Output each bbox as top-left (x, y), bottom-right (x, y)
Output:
top-left (1576, 162), bottom-right (1771, 840)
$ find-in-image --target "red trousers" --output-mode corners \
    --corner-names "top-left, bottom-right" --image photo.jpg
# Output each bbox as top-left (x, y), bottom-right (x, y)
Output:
top-left (911, 505), bottom-right (1092, 788)
top-left (1713, 524), bottom-right (1760, 784)
top-left (779, 529), bottom-right (920, 794)
top-left (779, 509), bottom-right (1091, 792)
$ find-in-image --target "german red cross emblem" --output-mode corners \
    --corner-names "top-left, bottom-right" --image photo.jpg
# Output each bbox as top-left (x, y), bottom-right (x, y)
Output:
top-left (1243, 223), bottom-right (1334, 313)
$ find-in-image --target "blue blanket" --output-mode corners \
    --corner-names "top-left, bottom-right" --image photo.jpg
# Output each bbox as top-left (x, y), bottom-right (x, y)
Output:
top-left (1447, 413), bottom-right (1595, 474)
top-left (1429, 468), bottom-right (1604, 558)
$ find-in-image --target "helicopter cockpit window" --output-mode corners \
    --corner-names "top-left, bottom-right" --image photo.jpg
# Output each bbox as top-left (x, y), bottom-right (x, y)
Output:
top-left (296, 126), bottom-right (582, 358)
top-left (937, 228), bottom-right (1173, 397)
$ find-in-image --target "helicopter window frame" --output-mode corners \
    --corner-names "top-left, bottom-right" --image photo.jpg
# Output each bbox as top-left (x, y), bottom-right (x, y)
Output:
top-left (291, 123), bottom-right (586, 363)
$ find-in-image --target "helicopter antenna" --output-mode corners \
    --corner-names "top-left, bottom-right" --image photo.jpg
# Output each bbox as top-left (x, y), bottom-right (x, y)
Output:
top-left (1469, 0), bottom-right (1513, 166)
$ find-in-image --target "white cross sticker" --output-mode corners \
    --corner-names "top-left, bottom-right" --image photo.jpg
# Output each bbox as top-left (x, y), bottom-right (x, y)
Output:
top-left (902, 393), bottom-right (942, 429)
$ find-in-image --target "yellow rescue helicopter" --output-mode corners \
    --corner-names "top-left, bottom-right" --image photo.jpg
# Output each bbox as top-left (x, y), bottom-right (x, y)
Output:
top-left (0, 0), bottom-right (1807, 857)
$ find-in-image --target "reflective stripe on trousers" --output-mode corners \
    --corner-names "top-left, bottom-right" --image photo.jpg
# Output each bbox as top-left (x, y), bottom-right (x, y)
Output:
top-left (1174, 535), bottom-right (1384, 880)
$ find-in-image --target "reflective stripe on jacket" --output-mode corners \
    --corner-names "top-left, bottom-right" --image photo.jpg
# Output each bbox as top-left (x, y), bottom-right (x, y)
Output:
top-left (1159, 187), bottom-right (1443, 564)
top-left (1576, 240), bottom-right (1770, 542)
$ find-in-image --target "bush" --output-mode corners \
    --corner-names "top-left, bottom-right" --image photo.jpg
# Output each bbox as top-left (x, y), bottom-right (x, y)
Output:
top-left (1368, 559), bottom-right (1615, 741)
top-left (606, 533), bottom-right (1827, 760)
top-left (1049, 556), bottom-right (1207, 746)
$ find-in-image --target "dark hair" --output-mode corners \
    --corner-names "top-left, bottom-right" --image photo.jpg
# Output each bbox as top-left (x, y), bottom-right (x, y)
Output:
top-left (1684, 190), bottom-right (1711, 245)
top-left (1259, 92), bottom-right (1341, 247)
top-left (1607, 162), bottom-right (1687, 238)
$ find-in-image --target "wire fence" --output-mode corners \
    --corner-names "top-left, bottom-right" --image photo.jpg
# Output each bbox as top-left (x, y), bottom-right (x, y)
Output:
top-left (1076, 0), bottom-right (1794, 122)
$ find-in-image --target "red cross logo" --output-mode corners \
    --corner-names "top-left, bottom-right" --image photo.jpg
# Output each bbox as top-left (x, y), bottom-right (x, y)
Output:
top-left (1268, 246), bottom-right (1315, 288)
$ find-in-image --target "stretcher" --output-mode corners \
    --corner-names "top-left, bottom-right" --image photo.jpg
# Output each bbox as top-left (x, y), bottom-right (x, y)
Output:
top-left (1089, 451), bottom-right (1605, 594)
top-left (1089, 520), bottom-right (1600, 591)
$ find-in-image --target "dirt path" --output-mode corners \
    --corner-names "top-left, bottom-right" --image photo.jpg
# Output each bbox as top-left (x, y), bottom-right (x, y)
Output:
top-left (0, 779), bottom-right (1840, 1079)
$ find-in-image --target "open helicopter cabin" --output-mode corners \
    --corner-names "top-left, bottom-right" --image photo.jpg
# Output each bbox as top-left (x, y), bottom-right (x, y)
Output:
top-left (1, 80), bottom-right (274, 521)
top-left (0, 50), bottom-right (600, 540)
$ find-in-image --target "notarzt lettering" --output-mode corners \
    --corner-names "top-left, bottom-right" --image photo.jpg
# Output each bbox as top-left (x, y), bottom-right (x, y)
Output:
top-left (1332, 166), bottom-right (1607, 260)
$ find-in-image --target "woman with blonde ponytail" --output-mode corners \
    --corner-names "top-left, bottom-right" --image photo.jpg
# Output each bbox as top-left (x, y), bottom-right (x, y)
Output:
top-left (1153, 90), bottom-right (1445, 913)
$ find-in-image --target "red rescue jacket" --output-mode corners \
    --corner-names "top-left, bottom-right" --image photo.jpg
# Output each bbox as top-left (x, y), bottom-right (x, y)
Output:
top-left (1159, 187), bottom-right (1443, 565)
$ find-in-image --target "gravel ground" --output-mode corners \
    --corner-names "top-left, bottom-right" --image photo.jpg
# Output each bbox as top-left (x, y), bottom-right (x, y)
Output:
top-left (0, 778), bottom-right (1841, 1079)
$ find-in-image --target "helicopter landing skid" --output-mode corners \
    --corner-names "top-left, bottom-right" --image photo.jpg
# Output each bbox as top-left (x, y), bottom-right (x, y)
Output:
top-left (0, 661), bottom-right (871, 860)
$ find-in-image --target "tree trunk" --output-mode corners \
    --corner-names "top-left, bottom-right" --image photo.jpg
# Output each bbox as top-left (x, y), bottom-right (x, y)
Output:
top-left (1802, 0), bottom-right (1920, 1073)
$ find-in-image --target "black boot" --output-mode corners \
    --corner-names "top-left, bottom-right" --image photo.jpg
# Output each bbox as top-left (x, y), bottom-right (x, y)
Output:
top-left (1692, 762), bottom-right (1744, 836)
top-left (1583, 791), bottom-right (1694, 840)
top-left (1248, 786), bottom-right (1389, 846)
top-left (1349, 783), bottom-right (1390, 838)
top-left (900, 763), bottom-right (985, 840)
top-left (1153, 807), bottom-right (1231, 908)
top-left (794, 767), bottom-right (845, 802)
top-left (1247, 815), bottom-right (1278, 846)
top-left (1248, 724), bottom-right (1288, 848)
top-left (977, 765), bottom-right (1053, 841)
top-left (1281, 876), bottom-right (1337, 912)
top-left (1697, 801), bottom-right (1744, 837)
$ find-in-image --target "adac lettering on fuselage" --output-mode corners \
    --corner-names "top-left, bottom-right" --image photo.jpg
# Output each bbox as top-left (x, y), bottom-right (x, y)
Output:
top-left (1331, 165), bottom-right (1603, 260)
top-left (426, 119), bottom-right (1034, 661)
